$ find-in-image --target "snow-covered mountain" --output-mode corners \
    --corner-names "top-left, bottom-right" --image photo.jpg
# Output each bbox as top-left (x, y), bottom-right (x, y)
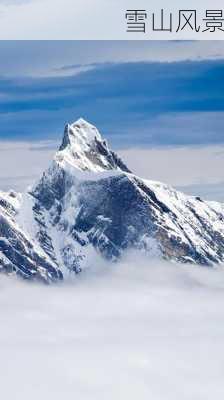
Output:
top-left (1, 118), bottom-right (224, 283)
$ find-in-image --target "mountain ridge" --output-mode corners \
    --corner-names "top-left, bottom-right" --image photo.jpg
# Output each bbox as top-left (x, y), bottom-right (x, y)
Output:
top-left (1, 118), bottom-right (224, 283)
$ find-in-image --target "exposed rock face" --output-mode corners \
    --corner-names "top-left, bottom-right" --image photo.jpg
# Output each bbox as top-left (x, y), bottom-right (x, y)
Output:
top-left (0, 191), bottom-right (62, 282)
top-left (1, 118), bottom-right (224, 282)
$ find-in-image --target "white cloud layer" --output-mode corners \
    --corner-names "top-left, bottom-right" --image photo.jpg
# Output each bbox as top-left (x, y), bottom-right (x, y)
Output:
top-left (120, 145), bottom-right (224, 187)
top-left (120, 145), bottom-right (224, 201)
top-left (0, 141), bottom-right (224, 201)
top-left (0, 140), bottom-right (56, 191)
top-left (1, 256), bottom-right (224, 400)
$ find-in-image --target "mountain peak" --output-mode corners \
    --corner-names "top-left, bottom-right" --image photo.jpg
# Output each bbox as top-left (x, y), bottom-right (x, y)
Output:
top-left (56, 118), bottom-right (131, 173)
top-left (72, 117), bottom-right (96, 129)
top-left (59, 118), bottom-right (102, 152)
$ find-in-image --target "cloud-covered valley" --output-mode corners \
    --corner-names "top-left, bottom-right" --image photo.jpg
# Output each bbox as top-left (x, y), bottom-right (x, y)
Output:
top-left (1, 256), bottom-right (224, 400)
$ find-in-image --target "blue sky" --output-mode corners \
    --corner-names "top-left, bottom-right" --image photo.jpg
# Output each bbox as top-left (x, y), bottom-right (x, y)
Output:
top-left (0, 41), bottom-right (224, 148)
top-left (0, 41), bottom-right (224, 200)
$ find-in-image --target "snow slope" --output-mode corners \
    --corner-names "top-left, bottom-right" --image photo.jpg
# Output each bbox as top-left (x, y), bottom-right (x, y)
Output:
top-left (1, 118), bottom-right (224, 282)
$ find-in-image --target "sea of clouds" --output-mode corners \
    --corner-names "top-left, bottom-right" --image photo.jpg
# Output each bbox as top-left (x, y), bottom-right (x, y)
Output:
top-left (1, 142), bottom-right (224, 203)
top-left (1, 253), bottom-right (224, 399)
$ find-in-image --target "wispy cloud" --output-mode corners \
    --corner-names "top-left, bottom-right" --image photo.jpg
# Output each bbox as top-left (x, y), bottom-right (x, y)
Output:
top-left (0, 60), bottom-right (224, 147)
top-left (0, 42), bottom-right (224, 78)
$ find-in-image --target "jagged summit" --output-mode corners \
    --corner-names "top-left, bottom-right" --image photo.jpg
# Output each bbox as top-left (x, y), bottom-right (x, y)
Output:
top-left (59, 118), bottom-right (102, 152)
top-left (56, 118), bottom-right (130, 173)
